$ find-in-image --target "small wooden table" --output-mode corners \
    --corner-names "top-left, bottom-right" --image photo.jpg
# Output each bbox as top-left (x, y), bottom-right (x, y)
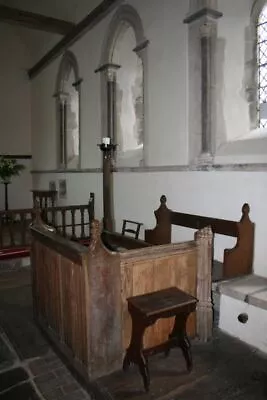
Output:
top-left (123, 287), bottom-right (198, 392)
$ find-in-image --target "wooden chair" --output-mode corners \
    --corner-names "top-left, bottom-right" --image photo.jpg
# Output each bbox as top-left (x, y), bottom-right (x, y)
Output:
top-left (122, 219), bottom-right (143, 240)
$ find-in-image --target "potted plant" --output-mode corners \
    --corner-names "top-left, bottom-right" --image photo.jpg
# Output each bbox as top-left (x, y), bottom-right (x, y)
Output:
top-left (0, 156), bottom-right (25, 184)
top-left (0, 156), bottom-right (25, 212)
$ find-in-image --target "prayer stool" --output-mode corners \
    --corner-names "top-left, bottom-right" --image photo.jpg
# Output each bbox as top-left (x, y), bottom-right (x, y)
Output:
top-left (121, 219), bottom-right (143, 240)
top-left (123, 287), bottom-right (198, 392)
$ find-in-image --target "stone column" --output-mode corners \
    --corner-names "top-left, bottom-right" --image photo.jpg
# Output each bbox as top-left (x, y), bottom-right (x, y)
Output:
top-left (184, 5), bottom-right (222, 164)
top-left (56, 91), bottom-right (69, 168)
top-left (133, 40), bottom-right (149, 166)
top-left (95, 63), bottom-right (121, 144)
top-left (200, 21), bottom-right (214, 158)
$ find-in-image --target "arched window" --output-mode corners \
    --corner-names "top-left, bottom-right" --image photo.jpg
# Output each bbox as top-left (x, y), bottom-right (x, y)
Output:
top-left (97, 5), bottom-right (148, 167)
top-left (55, 51), bottom-right (81, 169)
top-left (113, 24), bottom-right (144, 154)
top-left (257, 4), bottom-right (267, 127)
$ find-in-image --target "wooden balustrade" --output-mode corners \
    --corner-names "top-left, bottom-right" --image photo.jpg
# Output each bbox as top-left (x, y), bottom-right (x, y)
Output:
top-left (0, 193), bottom-right (95, 255)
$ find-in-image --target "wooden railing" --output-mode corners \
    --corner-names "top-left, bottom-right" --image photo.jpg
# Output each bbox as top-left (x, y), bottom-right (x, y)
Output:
top-left (0, 192), bottom-right (95, 253)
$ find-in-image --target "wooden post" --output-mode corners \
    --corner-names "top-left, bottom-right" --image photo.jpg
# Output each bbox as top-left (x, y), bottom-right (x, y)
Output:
top-left (195, 226), bottom-right (213, 342)
top-left (95, 63), bottom-right (120, 231)
top-left (98, 143), bottom-right (116, 231)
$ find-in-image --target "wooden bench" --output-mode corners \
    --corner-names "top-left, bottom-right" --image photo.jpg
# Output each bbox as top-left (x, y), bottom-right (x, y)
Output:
top-left (123, 287), bottom-right (198, 392)
top-left (145, 195), bottom-right (255, 280)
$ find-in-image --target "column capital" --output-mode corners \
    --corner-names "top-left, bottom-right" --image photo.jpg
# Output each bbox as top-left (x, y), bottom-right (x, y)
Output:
top-left (95, 63), bottom-right (121, 82)
top-left (199, 20), bottom-right (215, 38)
top-left (133, 39), bottom-right (149, 54)
top-left (53, 90), bottom-right (69, 102)
top-left (184, 7), bottom-right (222, 24)
top-left (72, 78), bottom-right (83, 90)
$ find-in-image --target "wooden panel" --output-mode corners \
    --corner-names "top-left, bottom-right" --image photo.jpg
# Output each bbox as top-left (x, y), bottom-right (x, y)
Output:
top-left (121, 248), bottom-right (197, 350)
top-left (87, 232), bottom-right (122, 379)
top-left (60, 256), bottom-right (88, 366)
top-left (31, 236), bottom-right (89, 369)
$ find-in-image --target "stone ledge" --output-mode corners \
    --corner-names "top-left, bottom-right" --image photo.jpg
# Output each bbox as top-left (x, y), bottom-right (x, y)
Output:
top-left (217, 274), bottom-right (267, 310)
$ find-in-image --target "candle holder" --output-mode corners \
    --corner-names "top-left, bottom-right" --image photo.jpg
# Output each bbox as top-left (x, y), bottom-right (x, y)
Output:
top-left (97, 142), bottom-right (117, 159)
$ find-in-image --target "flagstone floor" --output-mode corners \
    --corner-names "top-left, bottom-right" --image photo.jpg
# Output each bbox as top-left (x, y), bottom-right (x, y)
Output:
top-left (0, 267), bottom-right (267, 400)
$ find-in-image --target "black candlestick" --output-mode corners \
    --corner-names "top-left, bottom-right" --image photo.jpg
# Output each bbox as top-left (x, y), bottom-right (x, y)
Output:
top-left (98, 141), bottom-right (117, 231)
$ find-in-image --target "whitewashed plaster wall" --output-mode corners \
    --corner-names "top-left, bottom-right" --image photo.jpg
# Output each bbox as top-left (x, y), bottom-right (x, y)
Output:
top-left (31, 0), bottom-right (189, 170)
top-left (0, 23), bottom-right (32, 209)
top-left (33, 169), bottom-right (267, 277)
top-left (216, 0), bottom-right (252, 144)
top-left (31, 0), bottom-right (267, 278)
top-left (214, 0), bottom-right (267, 164)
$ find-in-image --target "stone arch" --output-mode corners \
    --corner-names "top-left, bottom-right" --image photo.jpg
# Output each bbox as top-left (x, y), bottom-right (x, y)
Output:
top-left (251, 0), bottom-right (267, 23)
top-left (97, 4), bottom-right (149, 167)
top-left (100, 4), bottom-right (147, 66)
top-left (56, 51), bottom-right (80, 94)
top-left (55, 51), bottom-right (81, 169)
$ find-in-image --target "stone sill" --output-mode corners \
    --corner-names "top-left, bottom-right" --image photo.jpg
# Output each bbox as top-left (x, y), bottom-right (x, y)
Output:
top-left (214, 135), bottom-right (267, 164)
top-left (217, 274), bottom-right (267, 311)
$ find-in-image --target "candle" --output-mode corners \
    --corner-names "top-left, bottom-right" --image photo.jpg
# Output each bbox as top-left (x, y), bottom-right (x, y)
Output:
top-left (102, 137), bottom-right (111, 145)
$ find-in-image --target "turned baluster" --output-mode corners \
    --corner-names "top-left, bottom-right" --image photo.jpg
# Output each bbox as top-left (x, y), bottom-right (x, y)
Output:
top-left (71, 208), bottom-right (76, 239)
top-left (61, 209), bottom-right (66, 237)
top-left (20, 211), bottom-right (26, 246)
top-left (8, 212), bottom-right (15, 247)
top-left (80, 207), bottom-right (85, 239)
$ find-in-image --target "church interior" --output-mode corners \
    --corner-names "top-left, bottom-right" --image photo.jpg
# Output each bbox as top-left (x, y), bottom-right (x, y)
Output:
top-left (1, 0), bottom-right (267, 399)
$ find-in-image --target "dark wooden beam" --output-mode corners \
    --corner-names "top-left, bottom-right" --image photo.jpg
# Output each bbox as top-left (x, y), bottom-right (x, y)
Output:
top-left (29, 0), bottom-right (121, 80)
top-left (0, 5), bottom-right (75, 35)
top-left (2, 154), bottom-right (32, 160)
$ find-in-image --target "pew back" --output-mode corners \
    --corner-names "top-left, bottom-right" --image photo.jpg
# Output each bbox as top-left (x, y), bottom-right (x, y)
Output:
top-left (145, 195), bottom-right (255, 279)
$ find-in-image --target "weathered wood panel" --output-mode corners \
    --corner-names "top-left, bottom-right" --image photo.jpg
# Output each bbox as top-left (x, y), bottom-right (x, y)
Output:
top-left (31, 228), bottom-right (89, 369)
top-left (31, 219), bottom-right (212, 383)
top-left (121, 244), bottom-right (197, 350)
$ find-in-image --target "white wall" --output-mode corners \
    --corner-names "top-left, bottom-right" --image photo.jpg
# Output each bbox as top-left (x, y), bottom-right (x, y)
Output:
top-left (33, 169), bottom-right (267, 278)
top-left (31, 0), bottom-right (267, 279)
top-left (0, 23), bottom-right (32, 209)
top-left (31, 0), bottom-right (189, 170)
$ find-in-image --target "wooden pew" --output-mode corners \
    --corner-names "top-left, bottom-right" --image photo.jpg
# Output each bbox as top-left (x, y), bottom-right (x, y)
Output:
top-left (30, 216), bottom-right (213, 381)
top-left (145, 195), bottom-right (255, 279)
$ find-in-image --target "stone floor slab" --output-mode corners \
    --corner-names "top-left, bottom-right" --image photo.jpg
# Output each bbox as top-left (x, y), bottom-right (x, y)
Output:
top-left (0, 367), bottom-right (29, 392)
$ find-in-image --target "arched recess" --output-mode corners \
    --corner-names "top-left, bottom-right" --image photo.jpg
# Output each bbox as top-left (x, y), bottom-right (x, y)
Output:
top-left (55, 51), bottom-right (82, 169)
top-left (96, 5), bottom-right (149, 167)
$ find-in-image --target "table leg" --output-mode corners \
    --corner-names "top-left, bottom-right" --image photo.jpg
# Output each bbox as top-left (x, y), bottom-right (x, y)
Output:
top-left (168, 312), bottom-right (193, 372)
top-left (122, 314), bottom-right (150, 392)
